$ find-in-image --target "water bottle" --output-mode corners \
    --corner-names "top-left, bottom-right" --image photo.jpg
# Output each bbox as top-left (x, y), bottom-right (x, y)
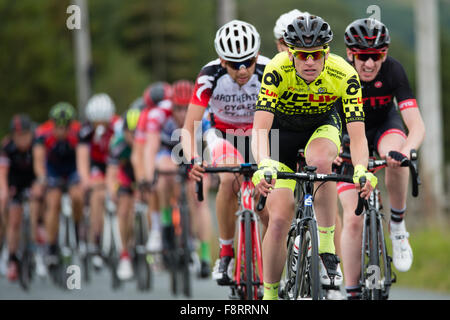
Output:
top-left (291, 235), bottom-right (300, 272)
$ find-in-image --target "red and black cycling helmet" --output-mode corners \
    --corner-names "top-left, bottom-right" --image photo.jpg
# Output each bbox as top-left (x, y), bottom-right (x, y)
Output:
top-left (172, 80), bottom-right (194, 106)
top-left (344, 18), bottom-right (390, 49)
top-left (143, 81), bottom-right (173, 109)
top-left (10, 114), bottom-right (33, 133)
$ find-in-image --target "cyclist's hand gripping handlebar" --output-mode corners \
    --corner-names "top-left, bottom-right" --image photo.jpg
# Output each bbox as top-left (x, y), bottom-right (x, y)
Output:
top-left (355, 176), bottom-right (366, 216)
top-left (256, 171), bottom-right (273, 211)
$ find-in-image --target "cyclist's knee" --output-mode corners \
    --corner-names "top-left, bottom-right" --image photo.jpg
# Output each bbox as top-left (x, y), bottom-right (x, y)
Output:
top-left (268, 213), bottom-right (291, 239)
top-left (307, 156), bottom-right (334, 173)
top-left (343, 213), bottom-right (363, 233)
top-left (8, 210), bottom-right (22, 229)
top-left (91, 185), bottom-right (106, 201)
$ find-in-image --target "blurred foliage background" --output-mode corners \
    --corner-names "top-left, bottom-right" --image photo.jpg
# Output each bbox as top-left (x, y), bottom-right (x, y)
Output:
top-left (0, 0), bottom-right (449, 158)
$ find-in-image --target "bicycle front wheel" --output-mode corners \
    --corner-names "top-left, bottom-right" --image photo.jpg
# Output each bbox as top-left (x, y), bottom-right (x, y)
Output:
top-left (295, 218), bottom-right (320, 300)
top-left (179, 203), bottom-right (192, 298)
top-left (243, 210), bottom-right (254, 300)
top-left (368, 209), bottom-right (381, 300)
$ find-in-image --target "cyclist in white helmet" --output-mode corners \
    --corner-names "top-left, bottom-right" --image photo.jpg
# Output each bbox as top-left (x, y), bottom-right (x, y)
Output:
top-left (76, 93), bottom-right (120, 268)
top-left (273, 9), bottom-right (303, 52)
top-left (181, 20), bottom-right (270, 286)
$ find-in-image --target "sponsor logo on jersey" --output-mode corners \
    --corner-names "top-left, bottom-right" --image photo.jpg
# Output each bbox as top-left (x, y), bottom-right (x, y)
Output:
top-left (280, 92), bottom-right (338, 104)
top-left (363, 95), bottom-right (392, 108)
top-left (346, 75), bottom-right (361, 96)
top-left (263, 70), bottom-right (283, 87)
top-left (196, 75), bottom-right (214, 101)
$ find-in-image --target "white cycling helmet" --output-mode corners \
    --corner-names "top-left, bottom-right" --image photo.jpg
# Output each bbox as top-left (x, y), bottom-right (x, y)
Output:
top-left (85, 93), bottom-right (116, 122)
top-left (273, 9), bottom-right (303, 40)
top-left (214, 20), bottom-right (261, 62)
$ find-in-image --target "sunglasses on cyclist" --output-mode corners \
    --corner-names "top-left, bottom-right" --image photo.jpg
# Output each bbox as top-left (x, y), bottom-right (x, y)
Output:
top-left (352, 50), bottom-right (386, 62)
top-left (227, 57), bottom-right (257, 70)
top-left (289, 47), bottom-right (329, 61)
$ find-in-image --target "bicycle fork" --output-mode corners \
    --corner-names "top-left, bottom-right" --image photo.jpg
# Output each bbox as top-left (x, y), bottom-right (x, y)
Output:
top-left (234, 180), bottom-right (263, 299)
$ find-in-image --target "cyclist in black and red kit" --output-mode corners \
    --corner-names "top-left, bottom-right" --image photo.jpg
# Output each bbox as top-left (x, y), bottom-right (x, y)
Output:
top-left (333, 18), bottom-right (425, 299)
top-left (33, 103), bottom-right (84, 270)
top-left (0, 114), bottom-right (44, 281)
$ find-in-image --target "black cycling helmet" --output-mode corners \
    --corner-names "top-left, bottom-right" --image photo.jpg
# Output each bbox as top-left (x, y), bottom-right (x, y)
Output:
top-left (283, 12), bottom-right (333, 48)
top-left (344, 18), bottom-right (390, 49)
top-left (10, 114), bottom-right (33, 133)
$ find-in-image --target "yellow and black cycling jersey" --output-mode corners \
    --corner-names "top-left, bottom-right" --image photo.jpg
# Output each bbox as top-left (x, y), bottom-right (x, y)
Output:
top-left (256, 51), bottom-right (364, 131)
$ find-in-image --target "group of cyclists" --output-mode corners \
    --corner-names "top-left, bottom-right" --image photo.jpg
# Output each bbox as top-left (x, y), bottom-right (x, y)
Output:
top-left (0, 8), bottom-right (425, 300)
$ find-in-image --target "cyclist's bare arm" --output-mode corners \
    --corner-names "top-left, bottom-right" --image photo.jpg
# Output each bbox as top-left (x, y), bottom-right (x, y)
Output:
top-left (144, 131), bottom-right (161, 182)
top-left (0, 162), bottom-right (9, 211)
top-left (131, 141), bottom-right (145, 182)
top-left (76, 144), bottom-right (91, 185)
top-left (388, 107), bottom-right (425, 165)
top-left (32, 143), bottom-right (47, 181)
top-left (181, 103), bottom-right (205, 181)
top-left (346, 121), bottom-right (369, 168)
top-left (251, 110), bottom-right (275, 195)
top-left (346, 121), bottom-right (372, 196)
top-left (251, 110), bottom-right (274, 164)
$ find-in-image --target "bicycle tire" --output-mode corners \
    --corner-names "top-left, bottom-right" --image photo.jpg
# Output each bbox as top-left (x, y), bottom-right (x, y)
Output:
top-left (110, 233), bottom-right (121, 290)
top-left (295, 218), bottom-right (320, 300)
top-left (179, 203), bottom-right (192, 297)
top-left (19, 211), bottom-right (33, 291)
top-left (378, 215), bottom-right (392, 300)
top-left (244, 210), bottom-right (254, 300)
top-left (135, 212), bottom-right (149, 291)
top-left (368, 209), bottom-right (381, 300)
top-left (19, 248), bottom-right (32, 291)
top-left (169, 250), bottom-right (178, 295)
top-left (282, 227), bottom-right (296, 299)
top-left (60, 254), bottom-right (72, 290)
top-left (136, 253), bottom-right (151, 291)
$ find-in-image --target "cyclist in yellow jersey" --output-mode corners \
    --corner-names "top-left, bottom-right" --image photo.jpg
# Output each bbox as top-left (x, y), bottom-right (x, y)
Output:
top-left (273, 9), bottom-right (343, 261)
top-left (251, 13), bottom-right (377, 300)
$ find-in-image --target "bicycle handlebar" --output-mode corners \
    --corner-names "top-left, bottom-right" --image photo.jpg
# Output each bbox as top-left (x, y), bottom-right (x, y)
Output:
top-left (256, 169), bottom-right (365, 212)
top-left (195, 164), bottom-right (257, 202)
top-left (367, 149), bottom-right (420, 197)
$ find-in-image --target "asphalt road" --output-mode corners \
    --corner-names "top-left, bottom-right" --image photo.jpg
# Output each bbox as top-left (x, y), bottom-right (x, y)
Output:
top-left (1, 261), bottom-right (449, 300)
top-left (1, 192), bottom-right (449, 301)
